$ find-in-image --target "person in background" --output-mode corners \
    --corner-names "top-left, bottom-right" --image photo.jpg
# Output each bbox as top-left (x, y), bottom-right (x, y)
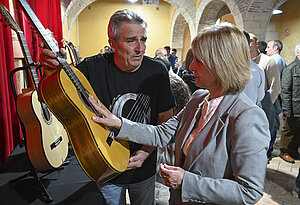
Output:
top-left (243, 30), bottom-right (265, 104)
top-left (258, 40), bottom-right (267, 54)
top-left (154, 55), bottom-right (191, 116)
top-left (164, 46), bottom-right (176, 72)
top-left (39, 9), bottom-right (175, 205)
top-left (155, 47), bottom-right (168, 58)
top-left (266, 40), bottom-right (287, 77)
top-left (249, 33), bottom-right (281, 162)
top-left (171, 48), bottom-right (181, 74)
top-left (265, 39), bottom-right (287, 162)
top-left (280, 43), bottom-right (300, 164)
top-left (182, 48), bottom-right (200, 94)
top-left (89, 23), bottom-right (270, 205)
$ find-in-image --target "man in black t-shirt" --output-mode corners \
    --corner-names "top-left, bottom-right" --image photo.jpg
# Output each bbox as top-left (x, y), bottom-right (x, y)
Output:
top-left (39, 9), bottom-right (175, 205)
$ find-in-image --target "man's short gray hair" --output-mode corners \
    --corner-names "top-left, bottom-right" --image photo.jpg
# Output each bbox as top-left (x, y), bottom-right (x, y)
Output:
top-left (273, 40), bottom-right (283, 53)
top-left (108, 9), bottom-right (147, 41)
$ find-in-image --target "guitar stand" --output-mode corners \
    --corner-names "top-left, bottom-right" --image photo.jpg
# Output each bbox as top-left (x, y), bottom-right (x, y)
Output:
top-left (9, 64), bottom-right (53, 203)
top-left (9, 168), bottom-right (53, 203)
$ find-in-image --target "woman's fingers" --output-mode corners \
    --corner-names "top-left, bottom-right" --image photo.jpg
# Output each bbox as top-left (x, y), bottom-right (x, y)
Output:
top-left (88, 95), bottom-right (122, 129)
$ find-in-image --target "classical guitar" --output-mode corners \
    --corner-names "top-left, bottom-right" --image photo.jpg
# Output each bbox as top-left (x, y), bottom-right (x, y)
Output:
top-left (62, 38), bottom-right (81, 66)
top-left (68, 41), bottom-right (81, 65)
top-left (17, 0), bottom-right (130, 182)
top-left (0, 3), bottom-right (69, 171)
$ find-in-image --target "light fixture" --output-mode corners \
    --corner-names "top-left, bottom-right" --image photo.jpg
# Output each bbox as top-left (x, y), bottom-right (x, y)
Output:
top-left (128, 0), bottom-right (138, 3)
top-left (272, 9), bottom-right (283, 15)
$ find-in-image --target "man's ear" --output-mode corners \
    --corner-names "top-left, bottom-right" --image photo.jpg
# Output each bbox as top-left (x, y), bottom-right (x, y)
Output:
top-left (108, 39), bottom-right (115, 51)
top-left (274, 46), bottom-right (278, 52)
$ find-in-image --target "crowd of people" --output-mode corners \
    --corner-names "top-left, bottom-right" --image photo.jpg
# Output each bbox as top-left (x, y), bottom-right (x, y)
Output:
top-left (38, 8), bottom-right (300, 205)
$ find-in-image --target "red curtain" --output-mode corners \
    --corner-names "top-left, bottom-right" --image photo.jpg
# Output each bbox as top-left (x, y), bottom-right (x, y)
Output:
top-left (16, 0), bottom-right (63, 63)
top-left (0, 0), bottom-right (63, 165)
top-left (0, 0), bottom-right (22, 165)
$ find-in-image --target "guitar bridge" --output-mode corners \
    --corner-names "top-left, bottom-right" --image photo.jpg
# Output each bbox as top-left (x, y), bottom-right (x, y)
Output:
top-left (50, 136), bottom-right (63, 150)
top-left (106, 132), bottom-right (114, 146)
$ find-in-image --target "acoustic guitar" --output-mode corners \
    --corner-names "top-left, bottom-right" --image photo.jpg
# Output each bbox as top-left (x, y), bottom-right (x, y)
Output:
top-left (17, 0), bottom-right (130, 183)
top-left (62, 38), bottom-right (81, 66)
top-left (0, 3), bottom-right (69, 171)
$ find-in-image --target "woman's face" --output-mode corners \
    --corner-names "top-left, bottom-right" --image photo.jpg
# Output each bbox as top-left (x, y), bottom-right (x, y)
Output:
top-left (189, 57), bottom-right (219, 92)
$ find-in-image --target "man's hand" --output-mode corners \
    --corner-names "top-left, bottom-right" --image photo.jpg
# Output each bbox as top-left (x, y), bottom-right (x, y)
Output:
top-left (39, 42), bottom-right (67, 74)
top-left (127, 145), bottom-right (154, 170)
top-left (160, 163), bottom-right (185, 189)
top-left (127, 149), bottom-right (150, 170)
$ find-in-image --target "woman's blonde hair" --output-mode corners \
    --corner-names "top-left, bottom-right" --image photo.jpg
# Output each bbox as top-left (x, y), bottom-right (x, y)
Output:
top-left (192, 22), bottom-right (251, 94)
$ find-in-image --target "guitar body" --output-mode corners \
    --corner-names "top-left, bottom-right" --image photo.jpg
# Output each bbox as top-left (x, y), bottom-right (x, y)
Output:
top-left (40, 66), bottom-right (130, 182)
top-left (17, 90), bottom-right (69, 171)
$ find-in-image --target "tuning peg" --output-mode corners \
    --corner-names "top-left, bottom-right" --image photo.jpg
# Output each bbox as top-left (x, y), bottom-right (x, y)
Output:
top-left (30, 26), bottom-right (35, 30)
top-left (0, 19), bottom-right (4, 22)
top-left (4, 24), bottom-right (8, 28)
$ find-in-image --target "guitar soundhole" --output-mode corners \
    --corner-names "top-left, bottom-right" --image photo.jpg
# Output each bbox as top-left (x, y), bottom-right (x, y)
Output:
top-left (78, 90), bottom-right (94, 113)
top-left (41, 104), bottom-right (52, 125)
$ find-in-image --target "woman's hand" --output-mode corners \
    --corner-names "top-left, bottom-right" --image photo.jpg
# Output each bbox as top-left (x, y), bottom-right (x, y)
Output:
top-left (160, 164), bottom-right (185, 189)
top-left (88, 95), bottom-right (122, 129)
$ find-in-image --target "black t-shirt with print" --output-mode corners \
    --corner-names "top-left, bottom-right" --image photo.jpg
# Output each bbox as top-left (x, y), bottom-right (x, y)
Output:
top-left (77, 52), bottom-right (175, 184)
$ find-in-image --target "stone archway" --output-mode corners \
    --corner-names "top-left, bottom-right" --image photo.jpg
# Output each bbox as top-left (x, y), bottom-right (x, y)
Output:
top-left (171, 13), bottom-right (188, 59)
top-left (196, 0), bottom-right (243, 34)
top-left (63, 0), bottom-right (97, 39)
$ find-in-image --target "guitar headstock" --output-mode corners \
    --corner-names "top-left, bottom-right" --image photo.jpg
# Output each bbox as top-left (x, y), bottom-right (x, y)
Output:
top-left (0, 3), bottom-right (22, 33)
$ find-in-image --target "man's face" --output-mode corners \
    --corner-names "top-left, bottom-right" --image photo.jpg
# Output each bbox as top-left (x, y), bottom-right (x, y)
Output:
top-left (249, 33), bottom-right (258, 54)
top-left (156, 48), bottom-right (168, 58)
top-left (266, 41), bottom-right (276, 56)
top-left (110, 23), bottom-right (147, 72)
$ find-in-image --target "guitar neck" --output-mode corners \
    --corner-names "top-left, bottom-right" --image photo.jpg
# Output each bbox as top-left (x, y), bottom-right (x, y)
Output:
top-left (17, 31), bottom-right (39, 89)
top-left (17, 0), bottom-right (85, 93)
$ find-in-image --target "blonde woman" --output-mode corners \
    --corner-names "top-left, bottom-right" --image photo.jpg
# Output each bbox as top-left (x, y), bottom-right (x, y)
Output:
top-left (90, 23), bottom-right (270, 204)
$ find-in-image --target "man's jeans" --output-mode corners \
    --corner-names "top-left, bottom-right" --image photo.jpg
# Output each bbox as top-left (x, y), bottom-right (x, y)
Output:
top-left (97, 175), bottom-right (155, 205)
